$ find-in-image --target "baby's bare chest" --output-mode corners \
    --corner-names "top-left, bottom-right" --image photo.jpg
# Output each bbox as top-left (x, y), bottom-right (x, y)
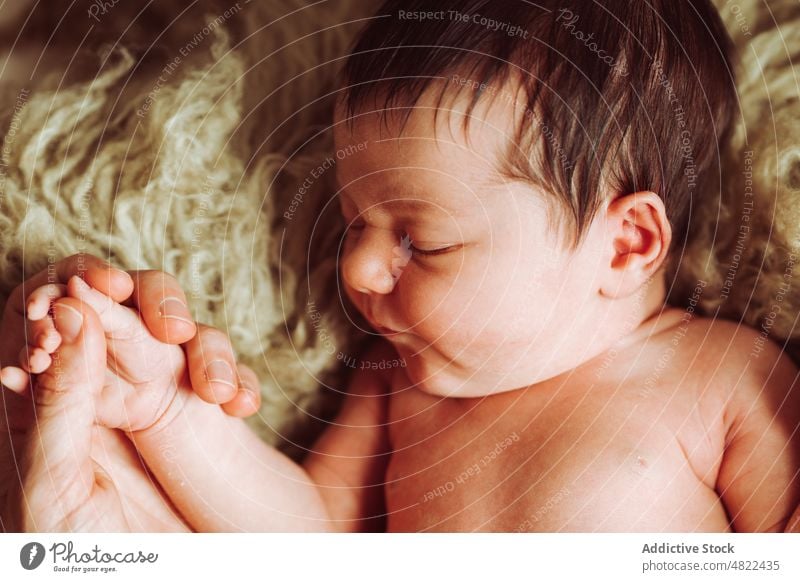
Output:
top-left (383, 377), bottom-right (729, 532)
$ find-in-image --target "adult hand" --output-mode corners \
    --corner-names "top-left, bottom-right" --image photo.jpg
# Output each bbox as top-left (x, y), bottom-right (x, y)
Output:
top-left (0, 254), bottom-right (135, 529)
top-left (0, 254), bottom-right (258, 530)
top-left (4, 298), bottom-right (190, 531)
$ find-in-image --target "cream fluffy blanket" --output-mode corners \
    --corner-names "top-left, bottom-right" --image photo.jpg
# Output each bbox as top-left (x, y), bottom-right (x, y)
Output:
top-left (674, 0), bottom-right (800, 359)
top-left (0, 1), bottom-right (798, 454)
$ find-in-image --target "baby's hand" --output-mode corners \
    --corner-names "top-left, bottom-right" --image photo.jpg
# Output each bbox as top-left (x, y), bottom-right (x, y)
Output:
top-left (19, 276), bottom-right (260, 432)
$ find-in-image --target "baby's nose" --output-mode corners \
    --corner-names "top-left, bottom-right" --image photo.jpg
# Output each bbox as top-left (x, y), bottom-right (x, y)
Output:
top-left (341, 227), bottom-right (398, 295)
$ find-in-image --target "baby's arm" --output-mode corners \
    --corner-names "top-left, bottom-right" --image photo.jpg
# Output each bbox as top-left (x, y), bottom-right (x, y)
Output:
top-left (129, 338), bottom-right (393, 532)
top-left (716, 337), bottom-right (800, 532)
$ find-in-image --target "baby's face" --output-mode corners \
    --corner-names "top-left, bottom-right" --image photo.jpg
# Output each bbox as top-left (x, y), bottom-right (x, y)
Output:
top-left (333, 86), bottom-right (610, 397)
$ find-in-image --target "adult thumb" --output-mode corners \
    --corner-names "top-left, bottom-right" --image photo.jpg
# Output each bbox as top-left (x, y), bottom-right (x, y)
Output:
top-left (21, 298), bottom-right (107, 528)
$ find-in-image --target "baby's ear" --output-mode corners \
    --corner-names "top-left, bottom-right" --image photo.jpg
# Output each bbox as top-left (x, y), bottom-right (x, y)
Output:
top-left (598, 191), bottom-right (671, 299)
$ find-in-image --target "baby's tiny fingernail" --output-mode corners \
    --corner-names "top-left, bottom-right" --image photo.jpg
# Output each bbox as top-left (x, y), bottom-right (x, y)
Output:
top-left (0, 366), bottom-right (28, 392)
top-left (53, 303), bottom-right (83, 343)
top-left (205, 359), bottom-right (236, 389)
top-left (26, 298), bottom-right (45, 320)
top-left (158, 297), bottom-right (193, 325)
top-left (30, 348), bottom-right (51, 372)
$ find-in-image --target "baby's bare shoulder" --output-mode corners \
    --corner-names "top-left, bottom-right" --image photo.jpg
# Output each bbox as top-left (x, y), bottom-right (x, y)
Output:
top-left (611, 313), bottom-right (793, 406)
top-left (663, 315), bottom-right (798, 406)
top-left (672, 315), bottom-right (782, 369)
top-left (675, 315), bottom-right (762, 359)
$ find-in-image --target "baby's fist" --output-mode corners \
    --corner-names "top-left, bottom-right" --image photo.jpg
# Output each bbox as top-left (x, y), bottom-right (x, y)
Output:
top-left (65, 275), bottom-right (261, 426)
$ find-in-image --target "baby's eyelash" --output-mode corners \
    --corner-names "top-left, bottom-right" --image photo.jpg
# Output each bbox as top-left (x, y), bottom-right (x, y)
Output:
top-left (344, 224), bottom-right (455, 256)
top-left (409, 244), bottom-right (454, 257)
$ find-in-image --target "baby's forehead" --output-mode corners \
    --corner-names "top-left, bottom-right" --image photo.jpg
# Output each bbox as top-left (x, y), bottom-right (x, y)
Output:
top-left (332, 126), bottom-right (548, 231)
top-left (333, 118), bottom-right (507, 206)
top-left (334, 75), bottom-right (526, 165)
top-left (331, 76), bottom-right (545, 219)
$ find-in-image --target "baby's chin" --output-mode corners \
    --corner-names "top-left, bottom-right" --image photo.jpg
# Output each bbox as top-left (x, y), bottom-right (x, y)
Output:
top-left (400, 346), bottom-right (515, 399)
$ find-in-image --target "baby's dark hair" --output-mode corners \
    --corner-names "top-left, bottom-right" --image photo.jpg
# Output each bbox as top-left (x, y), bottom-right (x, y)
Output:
top-left (342, 0), bottom-right (738, 250)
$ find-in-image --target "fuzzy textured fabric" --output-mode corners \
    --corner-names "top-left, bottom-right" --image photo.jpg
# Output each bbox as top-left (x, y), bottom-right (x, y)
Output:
top-left (1, 1), bottom-right (798, 457)
top-left (673, 0), bottom-right (800, 360)
top-left (0, 0), bottom-right (375, 455)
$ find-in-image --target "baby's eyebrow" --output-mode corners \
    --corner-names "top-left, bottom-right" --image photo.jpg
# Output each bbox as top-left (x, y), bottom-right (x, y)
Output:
top-left (338, 191), bottom-right (459, 224)
top-left (336, 175), bottom-right (480, 220)
top-left (381, 198), bottom-right (433, 211)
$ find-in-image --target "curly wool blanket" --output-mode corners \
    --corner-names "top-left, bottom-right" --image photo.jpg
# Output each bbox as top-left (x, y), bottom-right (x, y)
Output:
top-left (0, 0), bottom-right (798, 455)
top-left (673, 0), bottom-right (800, 359)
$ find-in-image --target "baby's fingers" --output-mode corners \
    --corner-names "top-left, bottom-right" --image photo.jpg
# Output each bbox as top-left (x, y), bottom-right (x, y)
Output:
top-left (26, 283), bottom-right (67, 321)
top-left (6, 253), bottom-right (133, 319)
top-left (24, 283), bottom-right (66, 357)
top-left (66, 275), bottom-right (143, 338)
top-left (24, 312), bottom-right (63, 359)
top-left (185, 324), bottom-right (239, 404)
top-left (17, 343), bottom-right (51, 375)
top-left (221, 363), bottom-right (262, 418)
top-left (0, 365), bottom-right (30, 395)
top-left (12, 317), bottom-right (60, 375)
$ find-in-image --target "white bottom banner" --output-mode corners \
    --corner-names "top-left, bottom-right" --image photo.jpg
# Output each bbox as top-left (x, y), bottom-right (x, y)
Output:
top-left (0, 533), bottom-right (797, 581)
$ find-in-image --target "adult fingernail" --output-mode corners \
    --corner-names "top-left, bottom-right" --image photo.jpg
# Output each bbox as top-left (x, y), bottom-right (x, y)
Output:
top-left (158, 297), bottom-right (193, 325)
top-left (244, 387), bottom-right (260, 410)
top-left (205, 360), bottom-right (236, 388)
top-left (53, 303), bottom-right (84, 343)
top-left (111, 266), bottom-right (133, 285)
top-left (244, 375), bottom-right (261, 395)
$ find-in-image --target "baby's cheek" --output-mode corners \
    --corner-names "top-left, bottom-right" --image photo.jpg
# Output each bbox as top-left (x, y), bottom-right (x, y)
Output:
top-left (397, 283), bottom-right (447, 331)
top-left (401, 281), bottom-right (492, 342)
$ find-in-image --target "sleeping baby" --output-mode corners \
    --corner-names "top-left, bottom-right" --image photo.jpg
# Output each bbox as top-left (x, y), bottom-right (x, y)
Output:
top-left (5, 0), bottom-right (800, 531)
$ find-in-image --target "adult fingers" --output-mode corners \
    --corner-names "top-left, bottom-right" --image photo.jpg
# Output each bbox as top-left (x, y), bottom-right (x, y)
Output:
top-left (127, 270), bottom-right (196, 345)
top-left (220, 363), bottom-right (262, 418)
top-left (185, 324), bottom-right (238, 404)
top-left (6, 254), bottom-right (133, 317)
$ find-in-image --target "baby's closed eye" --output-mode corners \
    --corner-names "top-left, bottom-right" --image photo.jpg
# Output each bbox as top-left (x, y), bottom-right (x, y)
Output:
top-left (407, 240), bottom-right (461, 257)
